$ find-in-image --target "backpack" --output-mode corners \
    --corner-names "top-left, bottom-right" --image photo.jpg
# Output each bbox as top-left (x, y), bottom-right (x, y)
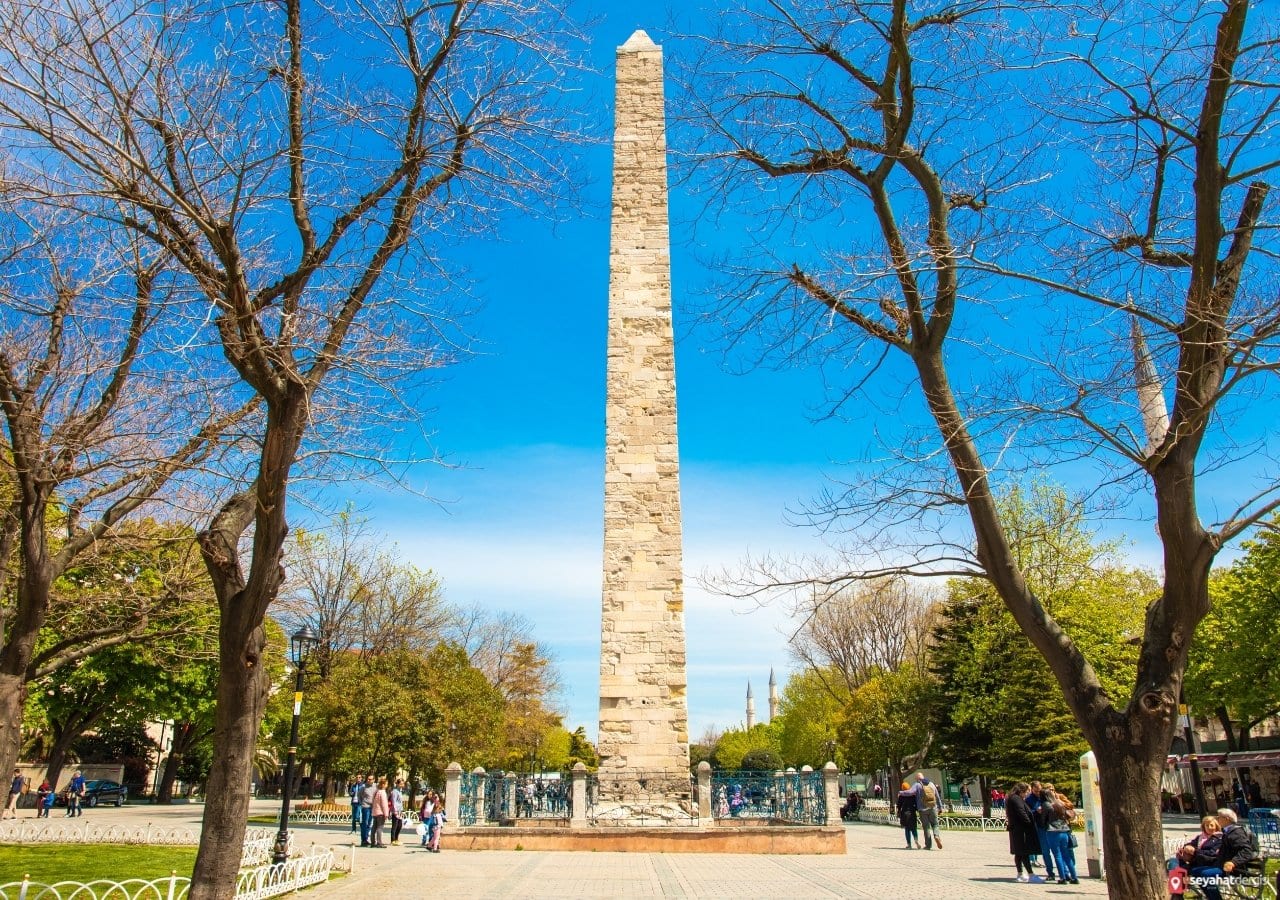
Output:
top-left (922, 783), bottom-right (937, 807)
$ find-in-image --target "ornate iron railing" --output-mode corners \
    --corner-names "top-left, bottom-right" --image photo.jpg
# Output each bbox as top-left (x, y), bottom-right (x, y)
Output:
top-left (457, 771), bottom-right (572, 825)
top-left (458, 772), bottom-right (482, 826)
top-left (710, 770), bottom-right (825, 825)
top-left (1249, 808), bottom-right (1280, 853)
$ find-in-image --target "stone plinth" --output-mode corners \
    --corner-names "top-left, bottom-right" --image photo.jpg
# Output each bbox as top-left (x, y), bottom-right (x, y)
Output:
top-left (449, 826), bottom-right (848, 854)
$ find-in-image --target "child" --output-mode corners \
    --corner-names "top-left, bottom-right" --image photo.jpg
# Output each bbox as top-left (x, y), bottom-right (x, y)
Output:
top-left (35, 780), bottom-right (52, 818)
top-left (429, 803), bottom-right (446, 853)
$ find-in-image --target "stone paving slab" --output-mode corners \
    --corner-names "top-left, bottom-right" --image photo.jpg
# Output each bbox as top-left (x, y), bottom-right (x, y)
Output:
top-left (301, 822), bottom-right (1116, 898)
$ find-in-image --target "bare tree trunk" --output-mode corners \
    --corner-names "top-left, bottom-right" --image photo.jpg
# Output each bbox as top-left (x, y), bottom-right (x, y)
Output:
top-left (43, 709), bottom-right (105, 793)
top-left (158, 722), bottom-right (202, 804)
top-left (190, 623), bottom-right (270, 899)
top-left (1096, 745), bottom-right (1167, 899)
top-left (0, 674), bottom-right (28, 782)
top-left (0, 501), bottom-right (53, 778)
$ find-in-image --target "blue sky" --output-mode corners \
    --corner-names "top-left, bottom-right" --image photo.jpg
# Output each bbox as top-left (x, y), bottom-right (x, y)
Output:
top-left (334, 3), bottom-right (863, 740)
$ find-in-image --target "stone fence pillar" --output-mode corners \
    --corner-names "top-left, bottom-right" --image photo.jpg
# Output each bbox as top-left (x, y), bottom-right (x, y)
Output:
top-left (696, 762), bottom-right (712, 821)
top-left (823, 762), bottom-right (841, 826)
top-left (571, 762), bottom-right (587, 829)
top-left (444, 762), bottom-right (463, 824)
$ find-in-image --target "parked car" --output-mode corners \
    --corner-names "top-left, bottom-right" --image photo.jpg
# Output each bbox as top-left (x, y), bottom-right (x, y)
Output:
top-left (57, 779), bottom-right (128, 807)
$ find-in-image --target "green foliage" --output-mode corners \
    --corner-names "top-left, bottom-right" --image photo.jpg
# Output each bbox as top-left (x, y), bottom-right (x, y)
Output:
top-left (566, 726), bottom-right (598, 769)
top-left (712, 723), bottom-right (781, 770)
top-left (837, 666), bottom-right (933, 779)
top-left (739, 748), bottom-right (784, 771)
top-left (1186, 525), bottom-right (1280, 745)
top-left (74, 723), bottom-right (154, 785)
top-left (772, 668), bottom-right (847, 768)
top-left (298, 641), bottom-right (503, 785)
top-left (929, 482), bottom-right (1151, 787)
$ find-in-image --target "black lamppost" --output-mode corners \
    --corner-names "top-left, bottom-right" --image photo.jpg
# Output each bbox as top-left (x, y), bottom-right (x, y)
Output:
top-left (272, 625), bottom-right (319, 866)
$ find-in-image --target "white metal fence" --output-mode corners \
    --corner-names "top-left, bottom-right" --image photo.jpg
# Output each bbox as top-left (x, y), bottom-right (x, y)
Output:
top-left (234, 849), bottom-right (334, 900)
top-left (0, 848), bottom-right (335, 900)
top-left (288, 807), bottom-right (418, 826)
top-left (856, 807), bottom-right (1011, 831)
top-left (0, 876), bottom-right (190, 899)
top-left (0, 823), bottom-right (288, 867)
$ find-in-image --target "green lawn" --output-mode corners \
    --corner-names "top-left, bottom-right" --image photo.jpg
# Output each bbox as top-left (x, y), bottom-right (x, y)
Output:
top-left (0, 844), bottom-right (198, 884)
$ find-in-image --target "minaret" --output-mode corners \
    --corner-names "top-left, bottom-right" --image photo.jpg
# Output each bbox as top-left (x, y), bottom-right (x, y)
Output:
top-left (1131, 316), bottom-right (1169, 456)
top-left (768, 668), bottom-right (779, 722)
top-left (746, 683), bottom-right (756, 729)
top-left (598, 29), bottom-right (690, 783)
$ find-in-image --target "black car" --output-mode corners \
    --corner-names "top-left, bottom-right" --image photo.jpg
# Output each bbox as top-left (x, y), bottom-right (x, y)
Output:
top-left (58, 779), bottom-right (128, 807)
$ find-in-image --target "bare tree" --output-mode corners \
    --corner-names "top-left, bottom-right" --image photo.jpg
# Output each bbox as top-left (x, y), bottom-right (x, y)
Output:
top-left (682, 1), bottom-right (1278, 896)
top-left (0, 0), bottom-right (581, 893)
top-left (0, 199), bottom-right (257, 783)
top-left (275, 512), bottom-right (452, 676)
top-left (788, 576), bottom-right (938, 698)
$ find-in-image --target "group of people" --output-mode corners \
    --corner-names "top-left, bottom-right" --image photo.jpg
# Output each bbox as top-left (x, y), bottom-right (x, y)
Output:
top-left (1005, 780), bottom-right (1080, 884)
top-left (347, 774), bottom-right (445, 852)
top-left (894, 771), bottom-right (945, 850)
top-left (5, 769), bottom-right (85, 818)
top-left (1173, 808), bottom-right (1258, 900)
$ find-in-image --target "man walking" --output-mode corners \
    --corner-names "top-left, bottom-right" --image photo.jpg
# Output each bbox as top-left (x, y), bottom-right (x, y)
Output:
top-left (358, 774), bottom-right (375, 847)
top-left (349, 774), bottom-right (363, 834)
top-left (66, 770), bottom-right (85, 817)
top-left (914, 772), bottom-right (943, 850)
top-left (4, 769), bottom-right (22, 819)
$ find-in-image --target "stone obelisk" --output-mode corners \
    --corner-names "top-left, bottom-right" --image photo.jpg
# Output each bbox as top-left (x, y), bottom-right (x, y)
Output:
top-left (598, 29), bottom-right (690, 788)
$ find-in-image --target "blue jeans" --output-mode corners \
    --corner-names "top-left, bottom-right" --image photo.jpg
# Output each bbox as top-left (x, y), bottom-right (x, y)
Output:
top-left (1189, 866), bottom-right (1226, 900)
top-left (918, 807), bottom-right (940, 849)
top-left (1045, 831), bottom-right (1076, 880)
top-left (1035, 828), bottom-right (1055, 877)
top-left (359, 806), bottom-right (372, 844)
top-left (350, 802), bottom-right (359, 832)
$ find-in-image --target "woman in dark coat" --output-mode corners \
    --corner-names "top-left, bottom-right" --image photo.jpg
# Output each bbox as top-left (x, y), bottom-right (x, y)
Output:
top-left (1006, 782), bottom-right (1041, 882)
top-left (896, 780), bottom-right (921, 849)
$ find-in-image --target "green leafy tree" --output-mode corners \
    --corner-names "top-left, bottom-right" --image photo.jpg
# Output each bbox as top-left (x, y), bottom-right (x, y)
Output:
top-left (772, 669), bottom-right (847, 769)
top-left (299, 651), bottom-right (440, 781)
top-left (837, 666), bottom-right (933, 791)
top-left (1186, 527), bottom-right (1280, 750)
top-left (712, 723), bottom-right (781, 771)
top-left (740, 748), bottom-right (784, 772)
top-left (930, 484), bottom-right (1152, 791)
top-left (566, 726), bottom-right (599, 770)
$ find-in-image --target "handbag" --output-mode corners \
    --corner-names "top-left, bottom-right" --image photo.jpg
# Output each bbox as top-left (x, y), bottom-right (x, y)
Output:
top-left (1068, 833), bottom-right (1078, 848)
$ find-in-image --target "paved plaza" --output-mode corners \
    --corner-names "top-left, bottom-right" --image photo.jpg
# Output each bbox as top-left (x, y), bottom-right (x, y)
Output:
top-left (1, 799), bottom-right (1169, 897)
top-left (298, 822), bottom-right (1114, 899)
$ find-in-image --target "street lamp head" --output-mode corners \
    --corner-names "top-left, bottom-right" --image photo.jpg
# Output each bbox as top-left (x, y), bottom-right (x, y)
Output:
top-left (290, 624), bottom-right (320, 666)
